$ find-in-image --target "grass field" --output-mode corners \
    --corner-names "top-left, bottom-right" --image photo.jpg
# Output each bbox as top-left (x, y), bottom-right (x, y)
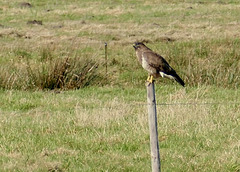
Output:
top-left (0, 0), bottom-right (240, 171)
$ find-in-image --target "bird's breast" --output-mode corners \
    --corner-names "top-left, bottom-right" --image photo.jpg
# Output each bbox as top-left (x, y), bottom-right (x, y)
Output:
top-left (141, 57), bottom-right (154, 74)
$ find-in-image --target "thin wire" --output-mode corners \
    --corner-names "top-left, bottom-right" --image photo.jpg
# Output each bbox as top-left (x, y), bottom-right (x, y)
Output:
top-left (80, 102), bottom-right (240, 110)
top-left (134, 102), bottom-right (240, 106)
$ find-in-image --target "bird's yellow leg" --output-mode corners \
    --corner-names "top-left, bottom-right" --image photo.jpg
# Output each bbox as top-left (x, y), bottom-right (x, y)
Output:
top-left (147, 75), bottom-right (154, 83)
top-left (147, 76), bottom-right (150, 82)
top-left (150, 75), bottom-right (154, 83)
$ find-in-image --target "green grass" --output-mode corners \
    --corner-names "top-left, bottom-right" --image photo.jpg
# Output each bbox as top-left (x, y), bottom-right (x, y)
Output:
top-left (0, 0), bottom-right (240, 171)
top-left (0, 86), bottom-right (239, 171)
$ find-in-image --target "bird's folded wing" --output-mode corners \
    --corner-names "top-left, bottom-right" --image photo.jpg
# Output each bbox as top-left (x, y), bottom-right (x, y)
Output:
top-left (142, 52), bottom-right (175, 73)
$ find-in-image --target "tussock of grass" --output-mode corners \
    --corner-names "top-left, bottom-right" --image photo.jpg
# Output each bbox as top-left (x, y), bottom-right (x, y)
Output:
top-left (0, 49), bottom-right (104, 90)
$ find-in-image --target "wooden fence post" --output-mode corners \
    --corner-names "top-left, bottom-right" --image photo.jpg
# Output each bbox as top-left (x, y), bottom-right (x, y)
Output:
top-left (147, 81), bottom-right (161, 172)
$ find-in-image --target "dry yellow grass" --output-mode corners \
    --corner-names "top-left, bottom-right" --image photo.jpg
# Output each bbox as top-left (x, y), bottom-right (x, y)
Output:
top-left (1, 1), bottom-right (240, 49)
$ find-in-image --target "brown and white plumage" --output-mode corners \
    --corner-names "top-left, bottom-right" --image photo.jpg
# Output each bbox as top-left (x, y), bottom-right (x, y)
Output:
top-left (133, 42), bottom-right (185, 87)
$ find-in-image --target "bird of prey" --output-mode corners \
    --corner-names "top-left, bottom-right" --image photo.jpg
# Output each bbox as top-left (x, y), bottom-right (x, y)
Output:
top-left (133, 42), bottom-right (185, 87)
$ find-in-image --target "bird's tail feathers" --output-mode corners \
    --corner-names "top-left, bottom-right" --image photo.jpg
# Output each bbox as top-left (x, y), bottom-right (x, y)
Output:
top-left (174, 74), bottom-right (185, 87)
top-left (159, 71), bottom-right (185, 87)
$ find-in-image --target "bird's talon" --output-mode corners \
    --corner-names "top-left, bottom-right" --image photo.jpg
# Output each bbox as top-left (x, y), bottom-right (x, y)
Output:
top-left (146, 75), bottom-right (155, 86)
top-left (146, 75), bottom-right (154, 84)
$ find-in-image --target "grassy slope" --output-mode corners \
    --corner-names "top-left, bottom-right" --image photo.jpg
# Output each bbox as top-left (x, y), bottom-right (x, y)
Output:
top-left (0, 0), bottom-right (240, 171)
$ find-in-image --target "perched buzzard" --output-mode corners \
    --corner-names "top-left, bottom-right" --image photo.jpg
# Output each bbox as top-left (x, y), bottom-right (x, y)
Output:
top-left (133, 42), bottom-right (185, 87)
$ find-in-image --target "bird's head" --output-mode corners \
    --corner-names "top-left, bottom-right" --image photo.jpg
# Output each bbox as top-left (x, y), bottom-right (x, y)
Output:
top-left (133, 42), bottom-right (146, 50)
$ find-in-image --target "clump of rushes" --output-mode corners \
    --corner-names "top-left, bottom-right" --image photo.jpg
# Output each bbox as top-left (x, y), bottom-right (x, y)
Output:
top-left (26, 57), bottom-right (100, 90)
top-left (0, 52), bottom-right (104, 90)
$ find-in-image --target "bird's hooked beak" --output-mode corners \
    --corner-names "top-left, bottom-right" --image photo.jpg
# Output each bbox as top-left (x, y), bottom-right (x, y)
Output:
top-left (133, 43), bottom-right (137, 49)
